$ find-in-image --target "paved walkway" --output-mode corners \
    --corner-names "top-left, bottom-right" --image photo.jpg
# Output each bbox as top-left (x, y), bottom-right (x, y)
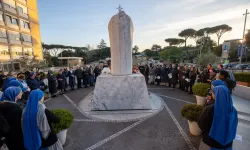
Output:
top-left (45, 85), bottom-right (250, 150)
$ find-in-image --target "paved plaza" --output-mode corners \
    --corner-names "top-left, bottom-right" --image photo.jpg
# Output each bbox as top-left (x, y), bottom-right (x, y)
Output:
top-left (45, 85), bottom-right (250, 150)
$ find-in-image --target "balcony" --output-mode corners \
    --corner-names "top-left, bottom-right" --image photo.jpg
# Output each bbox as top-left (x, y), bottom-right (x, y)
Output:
top-left (6, 23), bottom-right (19, 30)
top-left (9, 38), bottom-right (21, 45)
top-left (18, 0), bottom-right (27, 5)
top-left (20, 26), bottom-right (30, 32)
top-left (22, 41), bottom-right (32, 46)
top-left (0, 38), bottom-right (8, 43)
top-left (19, 13), bottom-right (28, 19)
top-left (3, 4), bottom-right (17, 14)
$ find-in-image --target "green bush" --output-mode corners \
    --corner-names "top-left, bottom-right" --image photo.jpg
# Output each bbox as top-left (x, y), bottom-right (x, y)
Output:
top-left (51, 109), bottom-right (74, 133)
top-left (192, 83), bottom-right (210, 97)
top-left (234, 72), bottom-right (250, 84)
top-left (181, 104), bottom-right (203, 122)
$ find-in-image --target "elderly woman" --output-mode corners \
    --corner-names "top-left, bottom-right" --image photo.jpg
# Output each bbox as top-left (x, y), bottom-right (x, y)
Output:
top-left (22, 89), bottom-right (63, 150)
top-left (198, 86), bottom-right (238, 150)
top-left (0, 87), bottom-right (25, 150)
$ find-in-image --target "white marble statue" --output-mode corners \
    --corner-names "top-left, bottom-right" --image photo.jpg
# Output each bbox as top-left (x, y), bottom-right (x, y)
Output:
top-left (91, 7), bottom-right (151, 110)
top-left (108, 9), bottom-right (134, 76)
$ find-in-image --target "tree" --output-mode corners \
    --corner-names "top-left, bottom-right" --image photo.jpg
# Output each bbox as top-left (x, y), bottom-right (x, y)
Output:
top-left (151, 44), bottom-right (162, 52)
top-left (165, 38), bottom-right (185, 46)
top-left (209, 24), bottom-right (232, 45)
top-left (160, 47), bottom-right (182, 63)
top-left (143, 49), bottom-right (156, 57)
top-left (178, 28), bottom-right (196, 47)
top-left (16, 56), bottom-right (48, 71)
top-left (97, 39), bottom-right (107, 50)
top-left (197, 36), bottom-right (216, 54)
top-left (195, 50), bottom-right (220, 68)
top-left (133, 45), bottom-right (139, 54)
top-left (212, 45), bottom-right (223, 57)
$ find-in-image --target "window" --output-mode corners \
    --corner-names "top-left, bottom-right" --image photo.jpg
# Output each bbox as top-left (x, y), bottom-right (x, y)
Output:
top-left (3, 64), bottom-right (8, 72)
top-left (21, 34), bottom-right (32, 42)
top-left (13, 63), bottom-right (20, 71)
top-left (24, 47), bottom-right (32, 56)
top-left (8, 64), bottom-right (12, 72)
top-left (12, 18), bottom-right (18, 25)
top-left (17, 4), bottom-right (27, 14)
top-left (20, 20), bottom-right (30, 29)
top-left (6, 15), bottom-right (19, 25)
top-left (0, 29), bottom-right (7, 39)
top-left (18, 6), bottom-right (23, 14)
top-left (8, 31), bottom-right (21, 41)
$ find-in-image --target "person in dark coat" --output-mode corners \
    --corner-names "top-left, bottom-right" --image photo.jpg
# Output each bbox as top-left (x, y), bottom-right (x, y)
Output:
top-left (82, 66), bottom-right (90, 88)
top-left (139, 65), bottom-right (145, 75)
top-left (68, 67), bottom-right (75, 90)
top-left (183, 65), bottom-right (190, 92)
top-left (47, 70), bottom-right (57, 97)
top-left (144, 65), bottom-right (149, 84)
top-left (93, 65), bottom-right (101, 82)
top-left (0, 71), bottom-right (7, 89)
top-left (198, 86), bottom-right (237, 150)
top-left (0, 87), bottom-right (25, 150)
top-left (89, 66), bottom-right (95, 86)
top-left (63, 68), bottom-right (69, 90)
top-left (74, 66), bottom-right (83, 88)
top-left (169, 64), bottom-right (178, 88)
top-left (22, 90), bottom-right (63, 150)
top-left (26, 72), bottom-right (39, 91)
top-left (160, 65), bottom-right (167, 86)
top-left (207, 69), bottom-right (217, 83)
top-left (187, 66), bottom-right (196, 94)
top-left (0, 112), bottom-right (9, 148)
top-left (178, 64), bottom-right (184, 89)
top-left (197, 67), bottom-right (209, 83)
top-left (57, 70), bottom-right (66, 94)
top-left (154, 65), bottom-right (162, 85)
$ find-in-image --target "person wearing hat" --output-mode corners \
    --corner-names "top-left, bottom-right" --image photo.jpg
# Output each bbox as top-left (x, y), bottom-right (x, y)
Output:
top-left (26, 72), bottom-right (39, 91)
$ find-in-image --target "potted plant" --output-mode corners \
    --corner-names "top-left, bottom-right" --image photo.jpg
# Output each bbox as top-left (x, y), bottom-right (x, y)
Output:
top-left (192, 83), bottom-right (210, 106)
top-left (181, 104), bottom-right (203, 136)
top-left (51, 109), bottom-right (74, 145)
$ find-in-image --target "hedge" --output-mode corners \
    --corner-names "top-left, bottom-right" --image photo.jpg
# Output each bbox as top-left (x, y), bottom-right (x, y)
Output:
top-left (181, 104), bottom-right (203, 122)
top-left (234, 72), bottom-right (250, 84)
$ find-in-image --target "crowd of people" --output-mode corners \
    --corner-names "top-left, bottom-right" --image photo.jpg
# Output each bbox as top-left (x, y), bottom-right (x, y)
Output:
top-left (136, 63), bottom-right (235, 94)
top-left (0, 62), bottom-right (238, 150)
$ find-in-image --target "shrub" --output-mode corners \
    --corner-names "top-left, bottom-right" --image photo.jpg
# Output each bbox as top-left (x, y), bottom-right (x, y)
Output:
top-left (51, 109), bottom-right (74, 133)
top-left (192, 83), bottom-right (210, 97)
top-left (181, 104), bottom-right (203, 122)
top-left (234, 72), bottom-right (250, 84)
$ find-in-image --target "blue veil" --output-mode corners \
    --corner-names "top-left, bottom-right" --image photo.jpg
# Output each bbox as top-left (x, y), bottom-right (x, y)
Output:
top-left (0, 80), bottom-right (24, 101)
top-left (209, 86), bottom-right (238, 150)
top-left (23, 89), bottom-right (44, 150)
top-left (1, 87), bottom-right (22, 102)
top-left (211, 80), bottom-right (226, 87)
top-left (2, 77), bottom-right (16, 91)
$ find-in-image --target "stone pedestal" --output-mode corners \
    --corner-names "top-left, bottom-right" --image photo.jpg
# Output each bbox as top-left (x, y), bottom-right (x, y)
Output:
top-left (91, 74), bottom-right (151, 110)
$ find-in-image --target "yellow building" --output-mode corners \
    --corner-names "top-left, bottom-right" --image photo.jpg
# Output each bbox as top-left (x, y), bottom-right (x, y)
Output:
top-left (0, 0), bottom-right (42, 72)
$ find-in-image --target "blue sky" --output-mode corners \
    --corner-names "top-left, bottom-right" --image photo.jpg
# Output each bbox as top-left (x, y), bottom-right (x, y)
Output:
top-left (38, 0), bottom-right (250, 51)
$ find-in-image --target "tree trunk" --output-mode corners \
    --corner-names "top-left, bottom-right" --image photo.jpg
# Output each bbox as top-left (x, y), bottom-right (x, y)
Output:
top-left (218, 37), bottom-right (220, 46)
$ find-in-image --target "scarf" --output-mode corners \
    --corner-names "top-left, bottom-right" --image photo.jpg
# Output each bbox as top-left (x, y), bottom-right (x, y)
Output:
top-left (2, 77), bottom-right (16, 91)
top-left (23, 90), bottom-right (51, 150)
top-left (0, 86), bottom-right (21, 102)
top-left (210, 86), bottom-right (238, 150)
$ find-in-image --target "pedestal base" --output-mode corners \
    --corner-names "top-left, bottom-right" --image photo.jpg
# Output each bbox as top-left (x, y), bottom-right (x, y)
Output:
top-left (91, 74), bottom-right (151, 110)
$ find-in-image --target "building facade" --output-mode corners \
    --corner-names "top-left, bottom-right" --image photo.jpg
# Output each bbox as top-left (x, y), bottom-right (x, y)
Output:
top-left (0, 0), bottom-right (42, 72)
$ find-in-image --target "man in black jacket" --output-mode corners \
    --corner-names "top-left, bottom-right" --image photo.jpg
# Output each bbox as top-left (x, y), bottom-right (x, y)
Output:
top-left (74, 66), bottom-right (83, 89)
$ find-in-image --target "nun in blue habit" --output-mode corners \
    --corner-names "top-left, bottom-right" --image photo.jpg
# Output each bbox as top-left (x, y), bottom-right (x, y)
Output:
top-left (0, 80), bottom-right (24, 102)
top-left (22, 89), bottom-right (63, 150)
top-left (0, 87), bottom-right (25, 150)
top-left (2, 77), bottom-right (16, 91)
top-left (198, 86), bottom-right (238, 150)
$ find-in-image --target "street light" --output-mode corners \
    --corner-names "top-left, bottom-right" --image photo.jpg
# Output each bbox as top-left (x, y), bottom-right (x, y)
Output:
top-left (239, 9), bottom-right (249, 65)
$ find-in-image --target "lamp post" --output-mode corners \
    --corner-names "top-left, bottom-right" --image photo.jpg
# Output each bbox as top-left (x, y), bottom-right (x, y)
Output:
top-left (239, 9), bottom-right (249, 65)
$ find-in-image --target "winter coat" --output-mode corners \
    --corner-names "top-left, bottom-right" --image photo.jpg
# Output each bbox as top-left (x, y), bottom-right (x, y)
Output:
top-left (48, 73), bottom-right (57, 94)
top-left (57, 74), bottom-right (66, 90)
top-left (74, 69), bottom-right (83, 79)
top-left (68, 71), bottom-right (75, 87)
top-left (170, 68), bottom-right (179, 84)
